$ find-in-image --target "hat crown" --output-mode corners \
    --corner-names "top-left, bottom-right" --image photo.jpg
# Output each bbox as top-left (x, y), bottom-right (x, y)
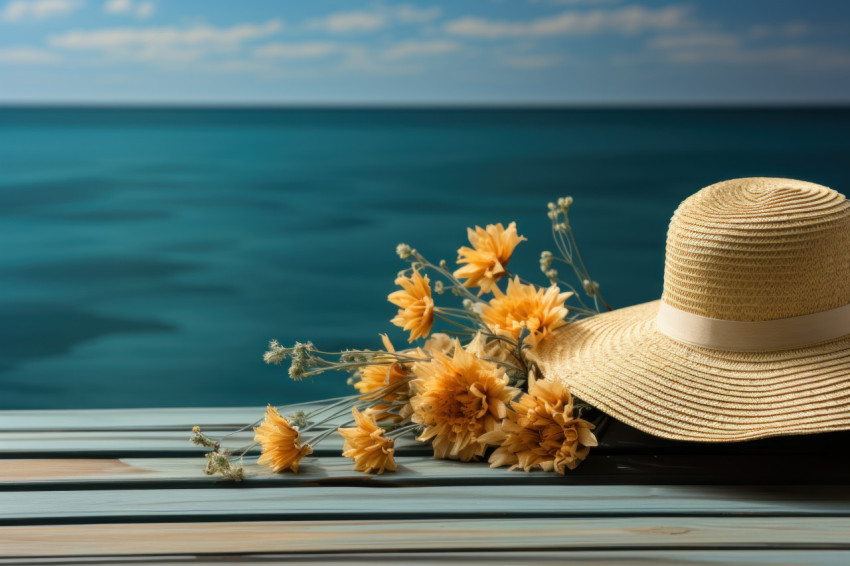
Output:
top-left (662, 177), bottom-right (850, 322)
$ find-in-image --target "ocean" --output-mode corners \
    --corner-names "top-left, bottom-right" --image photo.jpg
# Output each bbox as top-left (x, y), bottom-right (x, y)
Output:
top-left (1, 107), bottom-right (849, 409)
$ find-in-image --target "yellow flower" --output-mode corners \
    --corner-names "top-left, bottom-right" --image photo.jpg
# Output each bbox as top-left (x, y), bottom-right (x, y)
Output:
top-left (454, 222), bottom-right (526, 294)
top-left (338, 408), bottom-right (397, 474)
top-left (422, 332), bottom-right (455, 356)
top-left (354, 335), bottom-right (412, 420)
top-left (410, 339), bottom-right (518, 461)
top-left (388, 269), bottom-right (434, 342)
top-left (479, 276), bottom-right (572, 347)
top-left (254, 405), bottom-right (313, 473)
top-left (481, 378), bottom-right (597, 474)
top-left (464, 332), bottom-right (520, 368)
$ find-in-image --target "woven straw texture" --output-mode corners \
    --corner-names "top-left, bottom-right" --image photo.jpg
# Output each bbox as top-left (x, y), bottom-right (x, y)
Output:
top-left (533, 177), bottom-right (850, 442)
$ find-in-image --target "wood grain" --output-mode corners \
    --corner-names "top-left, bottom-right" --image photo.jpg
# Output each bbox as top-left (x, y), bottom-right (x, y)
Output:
top-left (4, 407), bottom-right (850, 454)
top-left (2, 518), bottom-right (850, 557)
top-left (2, 455), bottom-right (850, 488)
top-left (3, 550), bottom-right (849, 566)
top-left (2, 484), bottom-right (850, 523)
top-left (0, 406), bottom-right (295, 432)
top-left (3, 407), bottom-right (849, 561)
top-left (0, 429), bottom-right (402, 456)
top-left (0, 459), bottom-right (147, 482)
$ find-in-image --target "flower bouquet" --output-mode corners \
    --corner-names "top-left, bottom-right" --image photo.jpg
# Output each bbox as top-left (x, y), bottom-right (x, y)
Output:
top-left (192, 197), bottom-right (609, 480)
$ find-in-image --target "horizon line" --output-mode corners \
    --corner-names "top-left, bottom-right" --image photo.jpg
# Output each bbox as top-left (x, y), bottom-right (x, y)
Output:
top-left (1, 101), bottom-right (849, 110)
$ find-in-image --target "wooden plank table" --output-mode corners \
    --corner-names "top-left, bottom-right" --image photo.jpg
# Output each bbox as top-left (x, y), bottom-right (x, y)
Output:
top-left (1, 407), bottom-right (850, 564)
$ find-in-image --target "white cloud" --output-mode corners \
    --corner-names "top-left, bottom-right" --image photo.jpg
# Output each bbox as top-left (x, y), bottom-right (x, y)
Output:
top-left (1, 0), bottom-right (79, 22)
top-left (306, 5), bottom-right (442, 34)
top-left (749, 22), bottom-right (810, 40)
top-left (104, 0), bottom-right (154, 20)
top-left (393, 4), bottom-right (441, 24)
top-left (382, 40), bottom-right (459, 60)
top-left (307, 11), bottom-right (386, 33)
top-left (252, 40), bottom-right (457, 73)
top-left (199, 59), bottom-right (279, 75)
top-left (445, 4), bottom-right (690, 38)
top-left (51, 20), bottom-right (282, 50)
top-left (103, 0), bottom-right (128, 13)
top-left (254, 41), bottom-right (341, 59)
top-left (501, 54), bottom-right (562, 68)
top-left (134, 1), bottom-right (152, 19)
top-left (648, 31), bottom-right (850, 70)
top-left (530, 0), bottom-right (622, 4)
top-left (0, 45), bottom-right (59, 63)
top-left (48, 20), bottom-right (282, 66)
top-left (649, 33), bottom-right (739, 50)
top-left (666, 44), bottom-right (850, 68)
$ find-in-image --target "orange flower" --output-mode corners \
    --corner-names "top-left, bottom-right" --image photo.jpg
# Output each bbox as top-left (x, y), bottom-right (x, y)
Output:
top-left (355, 335), bottom-right (412, 420)
top-left (410, 339), bottom-right (518, 461)
top-left (338, 408), bottom-right (397, 474)
top-left (479, 276), bottom-right (571, 347)
top-left (254, 405), bottom-right (313, 473)
top-left (388, 269), bottom-right (434, 342)
top-left (464, 332), bottom-right (520, 368)
top-left (423, 332), bottom-right (455, 356)
top-left (481, 378), bottom-right (597, 474)
top-left (454, 222), bottom-right (526, 294)
top-left (356, 362), bottom-right (409, 400)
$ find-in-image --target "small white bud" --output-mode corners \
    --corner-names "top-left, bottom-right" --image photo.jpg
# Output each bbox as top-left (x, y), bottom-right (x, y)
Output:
top-left (396, 243), bottom-right (412, 259)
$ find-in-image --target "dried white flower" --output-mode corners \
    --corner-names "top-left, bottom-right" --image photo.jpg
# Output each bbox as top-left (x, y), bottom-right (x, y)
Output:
top-left (263, 340), bottom-right (288, 365)
top-left (583, 279), bottom-right (599, 295)
top-left (287, 341), bottom-right (315, 380)
top-left (285, 410), bottom-right (311, 428)
top-left (558, 196), bottom-right (573, 210)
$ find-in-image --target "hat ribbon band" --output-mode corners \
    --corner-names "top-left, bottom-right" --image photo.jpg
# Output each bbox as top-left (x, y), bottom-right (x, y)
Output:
top-left (656, 301), bottom-right (850, 352)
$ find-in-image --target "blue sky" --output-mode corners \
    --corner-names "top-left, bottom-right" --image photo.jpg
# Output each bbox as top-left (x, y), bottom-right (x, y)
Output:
top-left (1, 0), bottom-right (849, 104)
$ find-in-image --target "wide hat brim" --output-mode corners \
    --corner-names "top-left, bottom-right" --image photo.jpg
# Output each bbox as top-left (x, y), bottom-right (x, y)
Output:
top-left (531, 300), bottom-right (850, 442)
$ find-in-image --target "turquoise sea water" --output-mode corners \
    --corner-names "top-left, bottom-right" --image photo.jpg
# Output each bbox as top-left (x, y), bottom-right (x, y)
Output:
top-left (2, 107), bottom-right (849, 409)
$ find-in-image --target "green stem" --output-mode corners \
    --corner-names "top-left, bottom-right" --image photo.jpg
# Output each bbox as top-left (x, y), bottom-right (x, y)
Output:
top-left (435, 312), bottom-right (480, 333)
top-left (386, 423), bottom-right (420, 439)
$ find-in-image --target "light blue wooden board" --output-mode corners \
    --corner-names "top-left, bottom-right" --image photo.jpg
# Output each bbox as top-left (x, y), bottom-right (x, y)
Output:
top-left (1, 407), bottom-right (844, 563)
top-left (2, 485), bottom-right (850, 522)
top-left (4, 550), bottom-right (848, 566)
top-left (0, 429), bottom-right (424, 455)
top-left (3, 518), bottom-right (850, 557)
top-left (0, 456), bottom-right (575, 487)
top-left (0, 406), bottom-right (307, 432)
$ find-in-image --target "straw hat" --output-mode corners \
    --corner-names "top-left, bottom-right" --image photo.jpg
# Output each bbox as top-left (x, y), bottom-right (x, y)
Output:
top-left (532, 177), bottom-right (850, 442)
